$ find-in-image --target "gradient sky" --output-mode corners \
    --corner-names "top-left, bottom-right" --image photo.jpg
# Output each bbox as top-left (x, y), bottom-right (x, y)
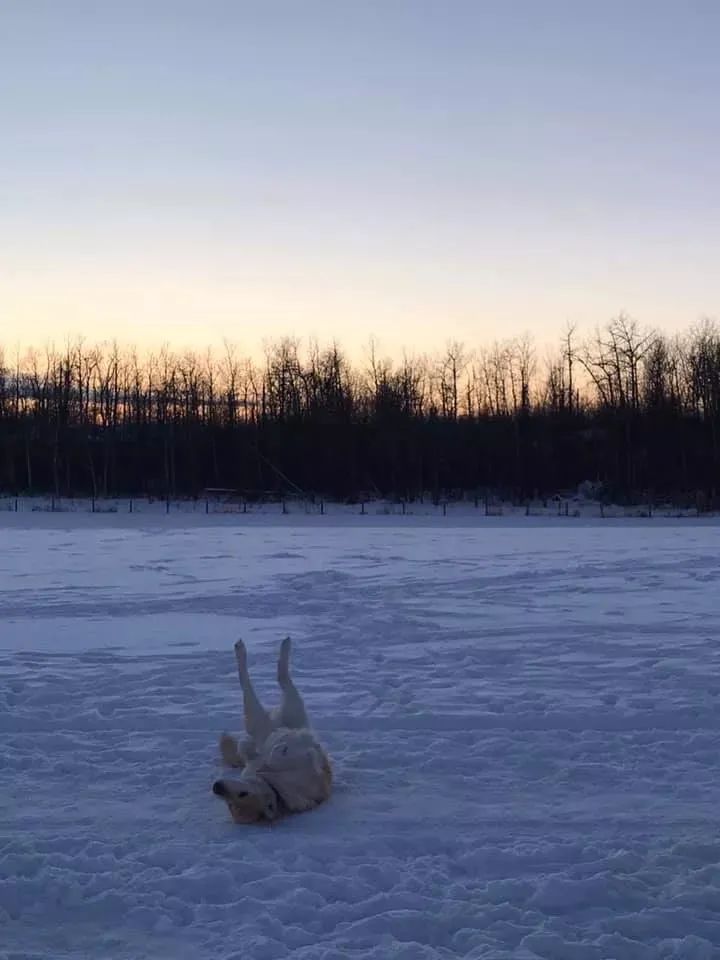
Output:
top-left (2, 0), bottom-right (719, 358)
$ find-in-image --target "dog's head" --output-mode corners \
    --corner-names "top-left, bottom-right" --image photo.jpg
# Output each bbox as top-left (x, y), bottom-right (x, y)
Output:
top-left (212, 774), bottom-right (279, 824)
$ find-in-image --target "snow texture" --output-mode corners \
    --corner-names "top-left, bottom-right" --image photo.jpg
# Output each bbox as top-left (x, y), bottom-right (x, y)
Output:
top-left (2, 513), bottom-right (720, 959)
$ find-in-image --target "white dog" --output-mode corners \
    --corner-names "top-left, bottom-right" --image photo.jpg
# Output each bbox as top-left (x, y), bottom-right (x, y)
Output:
top-left (212, 638), bottom-right (332, 824)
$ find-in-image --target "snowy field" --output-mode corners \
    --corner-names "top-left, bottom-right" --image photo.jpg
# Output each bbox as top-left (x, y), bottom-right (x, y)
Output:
top-left (2, 513), bottom-right (720, 959)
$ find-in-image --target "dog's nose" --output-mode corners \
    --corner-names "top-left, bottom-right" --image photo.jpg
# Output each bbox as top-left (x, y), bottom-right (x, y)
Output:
top-left (212, 780), bottom-right (226, 797)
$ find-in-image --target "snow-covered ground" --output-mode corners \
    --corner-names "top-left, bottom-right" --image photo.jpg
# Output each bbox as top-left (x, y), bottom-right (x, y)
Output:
top-left (2, 514), bottom-right (720, 959)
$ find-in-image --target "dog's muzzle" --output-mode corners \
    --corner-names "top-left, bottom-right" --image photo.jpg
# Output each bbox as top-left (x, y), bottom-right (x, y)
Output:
top-left (212, 780), bottom-right (226, 797)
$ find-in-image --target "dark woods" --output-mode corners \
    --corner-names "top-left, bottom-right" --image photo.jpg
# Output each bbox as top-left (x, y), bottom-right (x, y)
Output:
top-left (1, 315), bottom-right (720, 505)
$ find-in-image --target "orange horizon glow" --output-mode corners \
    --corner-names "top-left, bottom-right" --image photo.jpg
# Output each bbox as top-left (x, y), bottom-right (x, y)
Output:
top-left (2, 3), bottom-right (719, 365)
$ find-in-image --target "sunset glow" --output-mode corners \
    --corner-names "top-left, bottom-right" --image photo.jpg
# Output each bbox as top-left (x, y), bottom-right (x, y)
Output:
top-left (2, 1), bottom-right (719, 356)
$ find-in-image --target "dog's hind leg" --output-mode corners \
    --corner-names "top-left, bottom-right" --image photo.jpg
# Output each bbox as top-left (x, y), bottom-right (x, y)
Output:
top-left (234, 639), bottom-right (273, 743)
top-left (276, 637), bottom-right (310, 729)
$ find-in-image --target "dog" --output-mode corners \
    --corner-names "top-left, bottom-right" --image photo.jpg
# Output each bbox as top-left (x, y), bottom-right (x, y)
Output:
top-left (212, 637), bottom-right (332, 824)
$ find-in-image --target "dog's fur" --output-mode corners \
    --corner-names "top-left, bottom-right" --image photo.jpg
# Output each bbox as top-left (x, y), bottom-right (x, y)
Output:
top-left (213, 638), bottom-right (332, 824)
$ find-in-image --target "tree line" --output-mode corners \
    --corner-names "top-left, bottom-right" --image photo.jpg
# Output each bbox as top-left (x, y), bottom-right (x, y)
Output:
top-left (1, 315), bottom-right (720, 505)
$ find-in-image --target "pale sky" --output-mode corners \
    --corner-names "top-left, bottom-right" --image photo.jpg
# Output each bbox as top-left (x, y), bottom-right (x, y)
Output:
top-left (1, 0), bottom-right (719, 359)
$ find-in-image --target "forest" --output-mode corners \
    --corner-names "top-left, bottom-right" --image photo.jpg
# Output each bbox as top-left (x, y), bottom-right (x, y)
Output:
top-left (1, 314), bottom-right (720, 506)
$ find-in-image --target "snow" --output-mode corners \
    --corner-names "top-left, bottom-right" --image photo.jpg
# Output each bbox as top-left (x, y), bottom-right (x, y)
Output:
top-left (2, 514), bottom-right (720, 958)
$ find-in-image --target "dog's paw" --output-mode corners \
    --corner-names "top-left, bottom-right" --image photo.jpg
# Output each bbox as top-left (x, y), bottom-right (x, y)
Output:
top-left (220, 732), bottom-right (243, 767)
top-left (234, 638), bottom-right (247, 670)
top-left (277, 637), bottom-right (292, 684)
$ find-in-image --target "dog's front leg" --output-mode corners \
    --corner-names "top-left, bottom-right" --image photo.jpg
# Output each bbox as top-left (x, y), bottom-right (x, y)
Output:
top-left (219, 733), bottom-right (245, 768)
top-left (219, 733), bottom-right (259, 769)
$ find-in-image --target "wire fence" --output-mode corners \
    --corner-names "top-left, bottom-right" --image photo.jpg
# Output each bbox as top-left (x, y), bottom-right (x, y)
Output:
top-left (0, 494), bottom-right (715, 519)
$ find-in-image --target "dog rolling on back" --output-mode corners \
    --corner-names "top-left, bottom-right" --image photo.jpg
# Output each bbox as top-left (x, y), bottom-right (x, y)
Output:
top-left (213, 638), bottom-right (332, 824)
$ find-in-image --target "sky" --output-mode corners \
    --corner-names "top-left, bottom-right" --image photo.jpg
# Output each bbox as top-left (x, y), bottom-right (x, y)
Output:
top-left (1, 0), bottom-right (719, 360)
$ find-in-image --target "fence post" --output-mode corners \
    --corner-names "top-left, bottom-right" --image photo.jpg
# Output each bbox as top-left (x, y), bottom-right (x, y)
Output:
top-left (282, 500), bottom-right (287, 515)
top-left (92, 497), bottom-right (96, 513)
top-left (166, 497), bottom-right (170, 514)
top-left (14, 497), bottom-right (18, 513)
top-left (205, 499), bottom-right (209, 515)
top-left (442, 501), bottom-right (447, 517)
top-left (361, 501), bottom-right (365, 515)
top-left (320, 500), bottom-right (324, 515)
top-left (51, 496), bottom-right (55, 512)
top-left (402, 500), bottom-right (406, 515)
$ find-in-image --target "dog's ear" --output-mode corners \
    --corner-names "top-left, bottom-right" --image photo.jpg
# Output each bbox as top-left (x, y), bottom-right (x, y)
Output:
top-left (308, 748), bottom-right (324, 776)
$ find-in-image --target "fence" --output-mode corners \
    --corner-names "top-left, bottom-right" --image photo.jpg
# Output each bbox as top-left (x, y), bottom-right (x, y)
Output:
top-left (0, 494), bottom-right (714, 519)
